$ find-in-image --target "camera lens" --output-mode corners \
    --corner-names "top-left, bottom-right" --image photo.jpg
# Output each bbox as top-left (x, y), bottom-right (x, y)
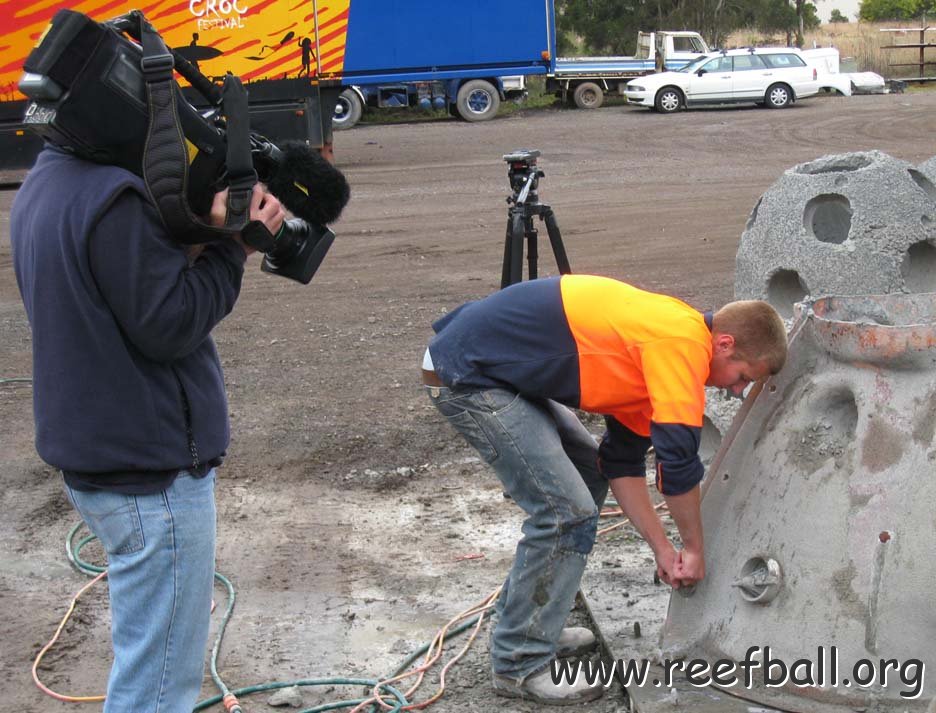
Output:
top-left (261, 219), bottom-right (335, 285)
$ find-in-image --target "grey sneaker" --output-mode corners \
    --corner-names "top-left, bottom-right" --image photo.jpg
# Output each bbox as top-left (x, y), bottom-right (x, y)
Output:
top-left (493, 663), bottom-right (605, 706)
top-left (556, 626), bottom-right (597, 658)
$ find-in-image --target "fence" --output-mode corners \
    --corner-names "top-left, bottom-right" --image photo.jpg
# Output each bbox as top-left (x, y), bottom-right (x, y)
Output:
top-left (880, 26), bottom-right (936, 81)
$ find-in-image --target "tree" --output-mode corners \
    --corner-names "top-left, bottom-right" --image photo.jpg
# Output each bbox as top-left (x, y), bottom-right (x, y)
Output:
top-left (829, 8), bottom-right (850, 20)
top-left (789, 1), bottom-right (821, 46)
top-left (859, 0), bottom-right (936, 20)
top-left (555, 0), bottom-right (819, 54)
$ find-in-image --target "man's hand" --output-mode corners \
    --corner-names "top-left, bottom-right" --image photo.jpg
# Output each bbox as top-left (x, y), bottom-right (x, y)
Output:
top-left (654, 543), bottom-right (680, 588)
top-left (662, 485), bottom-right (704, 588)
top-left (208, 186), bottom-right (286, 256)
top-left (247, 184), bottom-right (286, 245)
top-left (673, 548), bottom-right (705, 587)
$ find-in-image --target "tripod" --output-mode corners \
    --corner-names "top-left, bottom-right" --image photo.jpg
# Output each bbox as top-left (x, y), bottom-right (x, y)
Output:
top-left (500, 150), bottom-right (572, 288)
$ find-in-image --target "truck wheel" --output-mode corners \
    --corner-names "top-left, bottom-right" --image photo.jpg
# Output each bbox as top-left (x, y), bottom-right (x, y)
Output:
top-left (765, 83), bottom-right (792, 109)
top-left (333, 89), bottom-right (363, 130)
top-left (572, 82), bottom-right (604, 109)
top-left (654, 87), bottom-right (683, 114)
top-left (455, 80), bottom-right (501, 122)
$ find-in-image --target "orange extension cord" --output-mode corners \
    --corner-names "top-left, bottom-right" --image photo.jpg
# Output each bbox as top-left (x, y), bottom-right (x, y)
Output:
top-left (32, 570), bottom-right (108, 703)
top-left (33, 502), bottom-right (669, 709)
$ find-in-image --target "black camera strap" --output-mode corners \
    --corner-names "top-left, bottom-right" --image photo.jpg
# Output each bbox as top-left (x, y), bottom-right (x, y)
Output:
top-left (138, 14), bottom-right (255, 243)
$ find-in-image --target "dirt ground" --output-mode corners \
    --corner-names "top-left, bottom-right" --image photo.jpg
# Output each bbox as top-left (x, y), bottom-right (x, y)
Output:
top-left (2, 91), bottom-right (936, 713)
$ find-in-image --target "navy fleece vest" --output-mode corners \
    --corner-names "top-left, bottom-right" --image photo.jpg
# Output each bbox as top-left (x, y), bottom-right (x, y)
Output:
top-left (11, 148), bottom-right (245, 473)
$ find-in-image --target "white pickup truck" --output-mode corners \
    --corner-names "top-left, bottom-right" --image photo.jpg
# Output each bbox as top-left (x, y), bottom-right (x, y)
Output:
top-left (546, 31), bottom-right (710, 109)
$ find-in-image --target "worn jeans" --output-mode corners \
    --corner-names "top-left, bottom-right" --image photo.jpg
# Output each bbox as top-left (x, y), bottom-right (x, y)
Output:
top-left (427, 386), bottom-right (607, 680)
top-left (64, 470), bottom-right (217, 713)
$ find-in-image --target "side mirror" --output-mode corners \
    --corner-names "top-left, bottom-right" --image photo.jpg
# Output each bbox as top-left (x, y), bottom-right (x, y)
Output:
top-left (697, 69), bottom-right (707, 76)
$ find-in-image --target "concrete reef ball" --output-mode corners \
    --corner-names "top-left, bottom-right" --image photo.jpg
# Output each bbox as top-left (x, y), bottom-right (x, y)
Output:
top-left (734, 150), bottom-right (936, 319)
top-left (919, 154), bottom-right (936, 184)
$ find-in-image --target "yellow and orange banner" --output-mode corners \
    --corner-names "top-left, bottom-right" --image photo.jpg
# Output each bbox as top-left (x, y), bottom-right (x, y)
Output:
top-left (0, 0), bottom-right (350, 103)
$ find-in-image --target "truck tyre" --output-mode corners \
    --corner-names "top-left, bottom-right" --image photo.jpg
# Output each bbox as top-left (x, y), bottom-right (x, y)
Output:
top-left (654, 87), bottom-right (683, 114)
top-left (455, 80), bottom-right (501, 122)
top-left (765, 83), bottom-right (792, 109)
top-left (333, 89), bottom-right (363, 130)
top-left (572, 82), bottom-right (604, 109)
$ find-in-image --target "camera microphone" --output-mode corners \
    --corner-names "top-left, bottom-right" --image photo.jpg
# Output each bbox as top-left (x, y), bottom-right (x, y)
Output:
top-left (257, 140), bottom-right (350, 226)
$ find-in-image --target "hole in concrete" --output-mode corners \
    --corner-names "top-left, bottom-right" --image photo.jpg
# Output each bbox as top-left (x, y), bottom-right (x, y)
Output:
top-left (819, 387), bottom-right (859, 440)
top-left (789, 386), bottom-right (858, 474)
top-left (794, 387), bottom-right (858, 473)
top-left (721, 472), bottom-right (730, 482)
top-left (923, 215), bottom-right (933, 227)
top-left (767, 269), bottom-right (809, 319)
top-left (794, 154), bottom-right (873, 175)
top-left (699, 415), bottom-right (722, 465)
top-left (834, 175), bottom-right (848, 187)
top-left (804, 194), bottom-right (852, 244)
top-left (734, 557), bottom-right (782, 604)
top-left (908, 169), bottom-right (936, 202)
top-left (769, 384), bottom-right (778, 393)
top-left (745, 197), bottom-right (762, 231)
top-left (900, 240), bottom-right (936, 293)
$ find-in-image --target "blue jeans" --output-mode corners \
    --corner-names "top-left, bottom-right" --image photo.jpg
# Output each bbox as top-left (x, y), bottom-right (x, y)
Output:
top-left (64, 470), bottom-right (217, 713)
top-left (427, 386), bottom-right (607, 679)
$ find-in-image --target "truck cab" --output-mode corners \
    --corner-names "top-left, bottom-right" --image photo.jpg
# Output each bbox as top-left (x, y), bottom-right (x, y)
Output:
top-left (548, 30), bottom-right (709, 109)
top-left (638, 31), bottom-right (710, 71)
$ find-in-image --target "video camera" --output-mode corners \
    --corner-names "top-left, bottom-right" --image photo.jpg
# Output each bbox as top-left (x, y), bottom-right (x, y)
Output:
top-left (18, 9), bottom-right (350, 284)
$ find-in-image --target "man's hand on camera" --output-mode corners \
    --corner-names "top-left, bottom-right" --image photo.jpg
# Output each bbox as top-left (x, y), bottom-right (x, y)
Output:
top-left (248, 185), bottom-right (286, 248)
top-left (209, 186), bottom-right (286, 257)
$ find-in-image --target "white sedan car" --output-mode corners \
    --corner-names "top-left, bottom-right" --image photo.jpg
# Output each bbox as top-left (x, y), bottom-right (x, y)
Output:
top-left (625, 47), bottom-right (820, 113)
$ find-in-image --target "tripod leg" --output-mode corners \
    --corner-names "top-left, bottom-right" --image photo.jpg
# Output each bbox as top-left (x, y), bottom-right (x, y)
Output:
top-left (526, 217), bottom-right (538, 280)
top-left (501, 216), bottom-right (514, 289)
top-left (543, 207), bottom-right (572, 274)
top-left (502, 212), bottom-right (525, 288)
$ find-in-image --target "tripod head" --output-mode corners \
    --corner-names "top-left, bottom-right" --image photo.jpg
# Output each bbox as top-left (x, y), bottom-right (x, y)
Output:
top-left (504, 149), bottom-right (545, 206)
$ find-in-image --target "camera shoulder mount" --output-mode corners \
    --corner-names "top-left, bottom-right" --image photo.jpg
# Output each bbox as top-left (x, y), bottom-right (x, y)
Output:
top-left (136, 12), bottom-right (256, 243)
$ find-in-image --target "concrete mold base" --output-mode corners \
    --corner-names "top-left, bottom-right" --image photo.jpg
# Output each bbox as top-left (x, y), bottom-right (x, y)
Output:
top-left (659, 292), bottom-right (936, 712)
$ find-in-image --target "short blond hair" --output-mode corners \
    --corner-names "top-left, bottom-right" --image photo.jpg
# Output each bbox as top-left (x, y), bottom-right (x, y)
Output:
top-left (712, 300), bottom-right (787, 374)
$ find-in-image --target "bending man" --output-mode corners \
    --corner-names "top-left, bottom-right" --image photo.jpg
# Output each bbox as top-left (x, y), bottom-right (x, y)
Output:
top-left (422, 274), bottom-right (787, 705)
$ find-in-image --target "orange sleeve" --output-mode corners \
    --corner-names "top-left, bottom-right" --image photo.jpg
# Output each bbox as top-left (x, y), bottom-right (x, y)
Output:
top-left (635, 338), bottom-right (709, 427)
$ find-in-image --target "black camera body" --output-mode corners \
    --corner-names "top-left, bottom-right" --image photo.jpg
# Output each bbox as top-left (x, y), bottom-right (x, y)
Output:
top-left (19, 9), bottom-right (349, 284)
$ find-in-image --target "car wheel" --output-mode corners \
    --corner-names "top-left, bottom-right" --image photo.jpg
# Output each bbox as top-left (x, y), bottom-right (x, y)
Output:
top-left (572, 82), bottom-right (604, 109)
top-left (766, 83), bottom-right (792, 109)
top-left (455, 80), bottom-right (501, 122)
top-left (654, 87), bottom-right (683, 114)
top-left (332, 89), bottom-right (363, 130)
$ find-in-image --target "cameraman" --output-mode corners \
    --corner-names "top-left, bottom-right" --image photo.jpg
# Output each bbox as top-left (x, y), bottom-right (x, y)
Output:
top-left (10, 144), bottom-right (283, 712)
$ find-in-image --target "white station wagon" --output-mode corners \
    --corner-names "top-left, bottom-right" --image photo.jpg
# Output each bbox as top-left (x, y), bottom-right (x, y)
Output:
top-left (624, 47), bottom-right (820, 113)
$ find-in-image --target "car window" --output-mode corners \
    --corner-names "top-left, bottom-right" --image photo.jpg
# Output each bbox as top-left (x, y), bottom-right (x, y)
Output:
top-left (762, 53), bottom-right (807, 69)
top-left (733, 54), bottom-right (768, 71)
top-left (679, 55), bottom-right (713, 73)
top-left (701, 57), bottom-right (732, 73)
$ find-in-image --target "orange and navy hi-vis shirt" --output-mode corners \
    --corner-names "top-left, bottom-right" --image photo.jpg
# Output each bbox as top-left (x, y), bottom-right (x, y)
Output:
top-left (428, 275), bottom-right (712, 496)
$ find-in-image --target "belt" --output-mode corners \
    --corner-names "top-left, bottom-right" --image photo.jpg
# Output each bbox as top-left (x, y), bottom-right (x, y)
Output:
top-left (422, 368), bottom-right (445, 387)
